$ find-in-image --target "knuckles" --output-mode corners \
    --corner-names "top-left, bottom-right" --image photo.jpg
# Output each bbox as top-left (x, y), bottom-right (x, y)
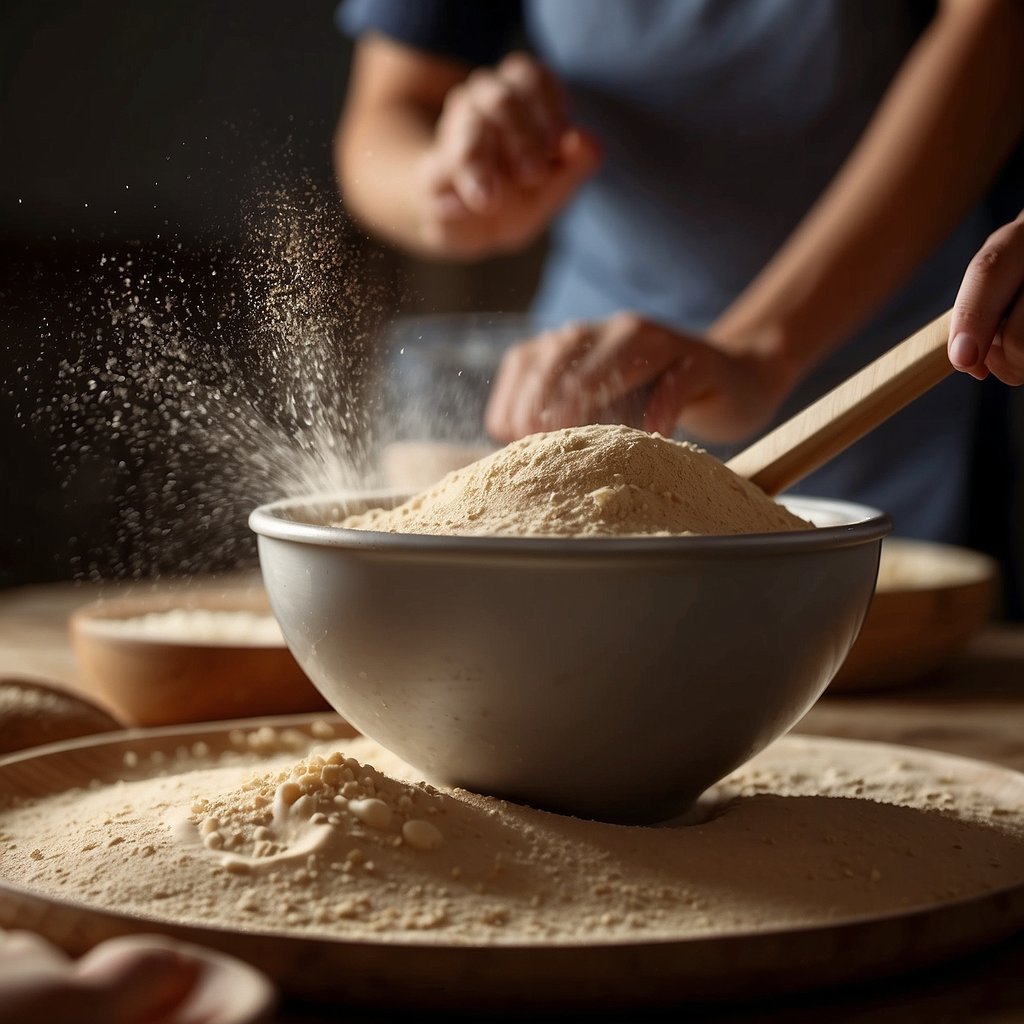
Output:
top-left (970, 241), bottom-right (1006, 279)
top-left (499, 51), bottom-right (541, 83)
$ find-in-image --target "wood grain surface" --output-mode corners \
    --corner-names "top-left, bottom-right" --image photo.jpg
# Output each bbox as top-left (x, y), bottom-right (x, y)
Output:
top-left (1, 724), bottom-right (1022, 1013)
top-left (1, 580), bottom-right (1023, 1023)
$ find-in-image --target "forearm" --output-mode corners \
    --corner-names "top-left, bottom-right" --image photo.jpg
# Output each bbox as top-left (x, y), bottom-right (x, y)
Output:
top-left (334, 37), bottom-right (463, 256)
top-left (335, 102), bottom-right (436, 251)
top-left (710, 0), bottom-right (1024, 391)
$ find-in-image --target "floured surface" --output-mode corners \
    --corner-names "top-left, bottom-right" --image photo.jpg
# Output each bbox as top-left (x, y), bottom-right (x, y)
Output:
top-left (343, 424), bottom-right (811, 537)
top-left (1, 728), bottom-right (1021, 946)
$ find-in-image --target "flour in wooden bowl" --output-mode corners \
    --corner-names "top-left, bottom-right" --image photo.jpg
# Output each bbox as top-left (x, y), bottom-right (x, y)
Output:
top-left (0, 678), bottom-right (121, 754)
top-left (343, 424), bottom-right (811, 537)
top-left (1, 728), bottom-right (1021, 945)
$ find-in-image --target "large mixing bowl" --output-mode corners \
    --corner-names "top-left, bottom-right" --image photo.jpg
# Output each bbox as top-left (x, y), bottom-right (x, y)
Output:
top-left (250, 495), bottom-right (890, 823)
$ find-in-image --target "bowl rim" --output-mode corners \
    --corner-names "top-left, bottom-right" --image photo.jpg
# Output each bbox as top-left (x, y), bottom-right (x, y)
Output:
top-left (249, 493), bottom-right (893, 557)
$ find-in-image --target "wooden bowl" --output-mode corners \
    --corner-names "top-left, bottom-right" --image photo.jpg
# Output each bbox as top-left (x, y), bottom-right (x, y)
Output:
top-left (0, 676), bottom-right (122, 754)
top-left (831, 538), bottom-right (997, 692)
top-left (69, 585), bottom-right (329, 726)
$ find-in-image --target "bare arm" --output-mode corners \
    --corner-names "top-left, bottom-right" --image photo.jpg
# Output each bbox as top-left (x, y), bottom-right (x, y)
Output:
top-left (707, 0), bottom-right (1024, 392)
top-left (487, 0), bottom-right (1024, 443)
top-left (335, 36), bottom-right (463, 253)
top-left (334, 35), bottom-right (600, 261)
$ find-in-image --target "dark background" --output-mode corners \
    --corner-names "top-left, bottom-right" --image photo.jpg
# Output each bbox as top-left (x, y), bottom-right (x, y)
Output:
top-left (0, 0), bottom-right (537, 589)
top-left (1, 2), bottom-right (1021, 613)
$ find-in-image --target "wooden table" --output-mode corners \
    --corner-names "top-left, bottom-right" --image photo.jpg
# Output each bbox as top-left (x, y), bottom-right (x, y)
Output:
top-left (1, 581), bottom-right (1022, 1023)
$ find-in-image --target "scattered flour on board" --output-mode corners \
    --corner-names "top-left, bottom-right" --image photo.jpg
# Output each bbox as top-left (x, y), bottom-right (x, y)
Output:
top-left (1, 724), bottom-right (1021, 945)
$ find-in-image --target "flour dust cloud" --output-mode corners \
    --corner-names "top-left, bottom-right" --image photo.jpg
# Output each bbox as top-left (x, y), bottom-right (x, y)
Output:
top-left (24, 179), bottom-right (391, 579)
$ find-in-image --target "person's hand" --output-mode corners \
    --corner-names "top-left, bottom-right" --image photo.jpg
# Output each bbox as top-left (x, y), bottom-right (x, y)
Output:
top-left (948, 210), bottom-right (1024, 385)
top-left (0, 929), bottom-right (201, 1023)
top-left (417, 52), bottom-right (602, 258)
top-left (484, 313), bottom-right (792, 444)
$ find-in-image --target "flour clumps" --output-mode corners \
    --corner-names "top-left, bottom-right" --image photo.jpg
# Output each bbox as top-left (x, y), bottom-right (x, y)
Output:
top-left (344, 424), bottom-right (810, 537)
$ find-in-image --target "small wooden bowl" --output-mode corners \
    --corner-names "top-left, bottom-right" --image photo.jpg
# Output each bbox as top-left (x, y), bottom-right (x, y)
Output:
top-left (69, 585), bottom-right (329, 726)
top-left (831, 539), bottom-right (997, 692)
top-left (0, 676), bottom-right (122, 754)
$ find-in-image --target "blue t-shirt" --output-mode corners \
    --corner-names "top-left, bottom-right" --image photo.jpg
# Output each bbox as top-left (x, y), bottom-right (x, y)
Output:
top-left (340, 0), bottom-right (1006, 543)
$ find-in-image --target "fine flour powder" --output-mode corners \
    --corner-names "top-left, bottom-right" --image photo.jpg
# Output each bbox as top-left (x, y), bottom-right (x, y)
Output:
top-left (1, 723), bottom-right (1021, 944)
top-left (343, 424), bottom-right (811, 537)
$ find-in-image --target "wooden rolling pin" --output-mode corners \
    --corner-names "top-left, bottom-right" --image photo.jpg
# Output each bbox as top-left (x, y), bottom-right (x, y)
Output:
top-left (727, 309), bottom-right (954, 496)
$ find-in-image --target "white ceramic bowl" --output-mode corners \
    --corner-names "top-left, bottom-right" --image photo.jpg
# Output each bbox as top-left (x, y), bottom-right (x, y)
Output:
top-left (250, 495), bottom-right (890, 822)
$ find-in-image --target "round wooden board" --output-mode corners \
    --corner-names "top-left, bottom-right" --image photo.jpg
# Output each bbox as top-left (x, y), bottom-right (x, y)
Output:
top-left (832, 538), bottom-right (997, 691)
top-left (0, 716), bottom-right (1022, 1012)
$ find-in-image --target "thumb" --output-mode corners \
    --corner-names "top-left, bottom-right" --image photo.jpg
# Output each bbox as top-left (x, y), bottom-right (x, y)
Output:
top-left (534, 127), bottom-right (602, 219)
top-left (949, 214), bottom-right (1024, 380)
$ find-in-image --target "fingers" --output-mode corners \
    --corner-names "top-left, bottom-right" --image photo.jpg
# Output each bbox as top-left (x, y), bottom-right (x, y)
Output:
top-left (530, 127), bottom-right (603, 220)
top-left (498, 51), bottom-right (568, 151)
top-left (484, 313), bottom-right (790, 446)
top-left (485, 322), bottom-right (589, 441)
top-left (427, 88), bottom-right (501, 214)
top-left (988, 262), bottom-right (1024, 385)
top-left (0, 931), bottom-right (200, 1024)
top-left (0, 928), bottom-right (71, 972)
top-left (485, 315), bottom-right (683, 442)
top-left (949, 212), bottom-right (1024, 382)
top-left (76, 936), bottom-right (201, 1023)
top-left (449, 111), bottom-right (501, 212)
top-left (417, 53), bottom-right (600, 257)
top-left (644, 338), bottom-right (778, 443)
top-left (569, 313), bottom-right (679, 395)
top-left (490, 53), bottom-right (568, 181)
top-left (645, 350), bottom-right (718, 437)
top-left (983, 326), bottom-right (1024, 386)
top-left (433, 52), bottom-right (567, 212)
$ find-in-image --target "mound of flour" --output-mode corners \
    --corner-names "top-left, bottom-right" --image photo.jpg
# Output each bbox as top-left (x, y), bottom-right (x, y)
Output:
top-left (345, 425), bottom-right (810, 537)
